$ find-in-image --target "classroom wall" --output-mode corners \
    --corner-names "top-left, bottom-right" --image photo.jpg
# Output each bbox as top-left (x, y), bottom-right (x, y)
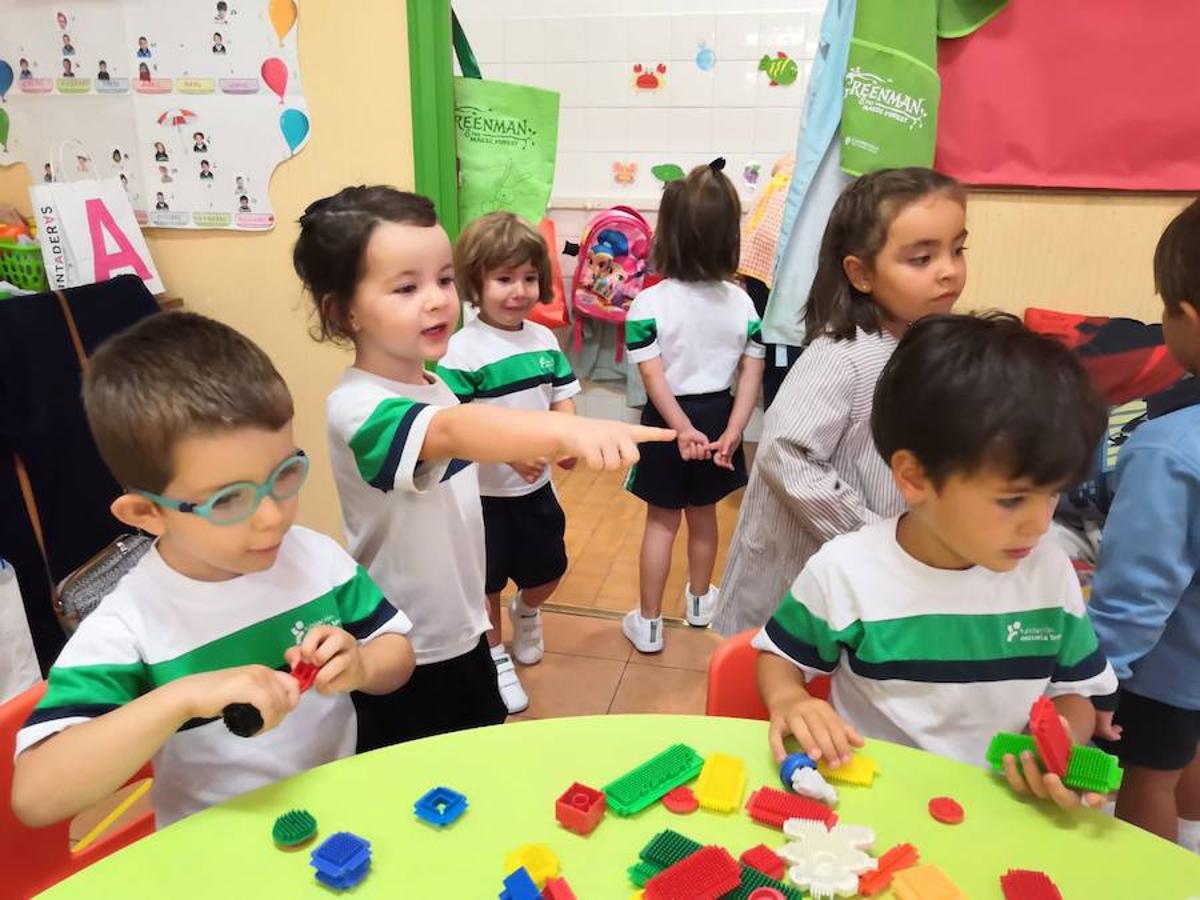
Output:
top-left (960, 191), bottom-right (1187, 323)
top-left (0, 1), bottom-right (414, 540)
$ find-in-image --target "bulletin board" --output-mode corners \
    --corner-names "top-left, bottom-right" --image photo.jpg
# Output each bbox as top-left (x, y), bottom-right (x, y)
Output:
top-left (935, 0), bottom-right (1200, 191)
top-left (452, 1), bottom-right (821, 210)
top-left (0, 0), bottom-right (311, 230)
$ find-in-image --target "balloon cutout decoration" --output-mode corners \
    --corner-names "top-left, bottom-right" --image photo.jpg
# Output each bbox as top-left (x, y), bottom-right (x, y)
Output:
top-left (0, 60), bottom-right (13, 103)
top-left (0, 108), bottom-right (9, 151)
top-left (280, 108), bottom-right (309, 155)
top-left (261, 58), bottom-right (288, 104)
top-left (269, 0), bottom-right (298, 45)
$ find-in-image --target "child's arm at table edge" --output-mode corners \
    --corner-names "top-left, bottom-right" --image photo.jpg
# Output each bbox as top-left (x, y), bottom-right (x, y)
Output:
top-left (12, 666), bottom-right (299, 827)
top-left (419, 405), bottom-right (673, 468)
top-left (758, 651), bottom-right (862, 767)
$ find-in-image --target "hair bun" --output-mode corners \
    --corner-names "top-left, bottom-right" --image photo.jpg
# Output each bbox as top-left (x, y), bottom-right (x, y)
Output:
top-left (708, 157), bottom-right (726, 173)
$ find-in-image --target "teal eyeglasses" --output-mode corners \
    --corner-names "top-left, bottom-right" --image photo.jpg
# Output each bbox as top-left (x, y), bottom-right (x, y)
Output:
top-left (138, 451), bottom-right (309, 525)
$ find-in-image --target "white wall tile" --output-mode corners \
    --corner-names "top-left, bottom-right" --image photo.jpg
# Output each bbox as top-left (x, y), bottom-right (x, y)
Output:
top-left (585, 108), bottom-right (631, 153)
top-left (667, 108), bottom-right (714, 154)
top-left (715, 13), bottom-right (762, 61)
top-left (627, 15), bottom-right (672, 62)
top-left (712, 59), bottom-right (759, 107)
top-left (754, 108), bottom-right (801, 155)
top-left (669, 14), bottom-right (717, 62)
top-left (669, 62), bottom-right (716, 107)
top-left (555, 151), bottom-right (591, 198)
top-left (505, 62), bottom-right (550, 92)
top-left (589, 63), bottom-right (633, 109)
top-left (557, 107), bottom-right (589, 152)
top-left (504, 17), bottom-right (546, 64)
top-left (713, 108), bottom-right (757, 154)
top-left (478, 5), bottom-right (822, 215)
top-left (546, 62), bottom-right (593, 107)
top-left (626, 108), bottom-right (670, 152)
top-left (545, 17), bottom-right (610, 63)
top-left (761, 13), bottom-right (807, 56)
top-left (466, 18), bottom-right (506, 65)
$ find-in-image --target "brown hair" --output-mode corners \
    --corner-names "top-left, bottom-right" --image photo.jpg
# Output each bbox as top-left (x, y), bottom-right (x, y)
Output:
top-left (651, 160), bottom-right (742, 282)
top-left (292, 185), bottom-right (439, 346)
top-left (453, 211), bottom-right (553, 307)
top-left (874, 312), bottom-right (1106, 489)
top-left (84, 311), bottom-right (293, 492)
top-left (804, 167), bottom-right (966, 344)
top-left (1154, 198), bottom-right (1200, 314)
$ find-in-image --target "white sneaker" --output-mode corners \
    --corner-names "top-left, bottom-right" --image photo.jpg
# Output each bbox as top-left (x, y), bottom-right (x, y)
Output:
top-left (490, 644), bottom-right (528, 714)
top-left (622, 609), bottom-right (664, 654)
top-left (509, 593), bottom-right (545, 666)
top-left (685, 584), bottom-right (718, 627)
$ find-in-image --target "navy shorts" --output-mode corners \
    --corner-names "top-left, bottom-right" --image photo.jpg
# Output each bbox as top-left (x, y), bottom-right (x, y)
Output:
top-left (625, 391), bottom-right (748, 509)
top-left (1093, 689), bottom-right (1200, 771)
top-left (352, 635), bottom-right (507, 753)
top-left (481, 482), bottom-right (568, 595)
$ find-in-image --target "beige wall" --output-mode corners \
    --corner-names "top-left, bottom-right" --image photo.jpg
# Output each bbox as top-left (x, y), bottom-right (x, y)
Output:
top-left (960, 190), bottom-right (1189, 323)
top-left (0, 1), bottom-right (414, 540)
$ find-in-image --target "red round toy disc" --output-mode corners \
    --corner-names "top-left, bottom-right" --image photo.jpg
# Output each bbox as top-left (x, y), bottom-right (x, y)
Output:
top-left (928, 796), bottom-right (964, 824)
top-left (662, 786), bottom-right (699, 814)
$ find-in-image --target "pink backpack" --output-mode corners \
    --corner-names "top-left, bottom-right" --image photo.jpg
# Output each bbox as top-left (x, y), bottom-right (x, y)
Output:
top-left (570, 206), bottom-right (653, 360)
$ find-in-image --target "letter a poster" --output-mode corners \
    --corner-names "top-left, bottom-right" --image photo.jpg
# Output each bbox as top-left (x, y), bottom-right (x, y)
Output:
top-left (0, 0), bottom-right (311, 230)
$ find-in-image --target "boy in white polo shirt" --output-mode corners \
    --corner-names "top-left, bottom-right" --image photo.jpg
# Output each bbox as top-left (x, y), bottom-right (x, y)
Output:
top-left (13, 313), bottom-right (415, 829)
top-left (438, 211), bottom-right (581, 714)
top-left (757, 313), bottom-right (1118, 810)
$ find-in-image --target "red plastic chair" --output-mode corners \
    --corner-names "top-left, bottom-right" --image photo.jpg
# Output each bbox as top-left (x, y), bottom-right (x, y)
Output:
top-left (2, 681), bottom-right (155, 897)
top-left (705, 629), bottom-right (830, 719)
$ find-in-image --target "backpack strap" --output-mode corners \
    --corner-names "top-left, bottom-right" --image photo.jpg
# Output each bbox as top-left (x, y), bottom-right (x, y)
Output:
top-left (15, 289), bottom-right (91, 623)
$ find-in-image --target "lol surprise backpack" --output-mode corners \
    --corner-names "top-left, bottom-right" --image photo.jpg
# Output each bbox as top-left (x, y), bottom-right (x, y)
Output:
top-left (569, 206), bottom-right (653, 359)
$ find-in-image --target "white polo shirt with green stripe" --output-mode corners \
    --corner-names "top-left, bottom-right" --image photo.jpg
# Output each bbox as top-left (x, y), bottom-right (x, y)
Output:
top-left (624, 279), bottom-right (766, 396)
top-left (16, 526), bottom-right (410, 827)
top-left (754, 518), bottom-right (1117, 766)
top-left (438, 318), bottom-right (580, 497)
top-left (327, 367), bottom-right (490, 665)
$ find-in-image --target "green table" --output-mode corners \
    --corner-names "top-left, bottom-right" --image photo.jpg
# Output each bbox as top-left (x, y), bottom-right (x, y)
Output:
top-left (44, 715), bottom-right (1200, 898)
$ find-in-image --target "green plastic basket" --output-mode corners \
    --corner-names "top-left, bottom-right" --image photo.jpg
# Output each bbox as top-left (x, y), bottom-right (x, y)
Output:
top-left (0, 241), bottom-right (49, 294)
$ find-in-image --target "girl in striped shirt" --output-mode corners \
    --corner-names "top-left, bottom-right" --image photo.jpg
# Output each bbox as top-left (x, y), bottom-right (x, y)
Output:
top-left (713, 168), bottom-right (968, 636)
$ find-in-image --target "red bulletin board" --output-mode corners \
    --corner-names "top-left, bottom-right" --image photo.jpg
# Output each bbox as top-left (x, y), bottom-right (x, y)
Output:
top-left (934, 0), bottom-right (1200, 191)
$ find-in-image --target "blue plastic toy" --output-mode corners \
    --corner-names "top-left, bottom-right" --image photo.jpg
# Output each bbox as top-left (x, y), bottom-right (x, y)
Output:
top-left (499, 866), bottom-right (541, 900)
top-left (414, 786), bottom-right (469, 827)
top-left (779, 752), bottom-right (817, 789)
top-left (309, 831), bottom-right (371, 890)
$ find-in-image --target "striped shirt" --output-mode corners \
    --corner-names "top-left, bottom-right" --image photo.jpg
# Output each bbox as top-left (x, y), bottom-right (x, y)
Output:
top-left (327, 368), bottom-right (490, 665)
top-left (755, 518), bottom-right (1118, 766)
top-left (16, 527), bottom-right (410, 826)
top-left (714, 328), bottom-right (904, 636)
top-left (438, 318), bottom-right (580, 497)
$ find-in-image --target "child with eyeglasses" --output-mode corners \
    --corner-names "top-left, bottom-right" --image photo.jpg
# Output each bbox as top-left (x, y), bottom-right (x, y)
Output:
top-left (11, 312), bottom-right (416, 830)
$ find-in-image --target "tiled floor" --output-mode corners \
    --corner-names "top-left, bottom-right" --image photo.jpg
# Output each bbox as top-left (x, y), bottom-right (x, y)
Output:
top-left (501, 607), bottom-right (723, 721)
top-left (551, 459), bottom-right (747, 619)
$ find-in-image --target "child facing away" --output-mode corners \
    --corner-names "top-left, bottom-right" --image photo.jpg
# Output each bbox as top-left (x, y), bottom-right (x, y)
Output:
top-left (757, 312), bottom-right (1118, 811)
top-left (712, 168), bottom-right (968, 637)
top-left (621, 158), bottom-right (766, 652)
top-left (292, 186), bottom-right (672, 748)
top-left (437, 212), bottom-right (579, 715)
top-left (12, 312), bottom-right (416, 829)
top-left (1088, 199), bottom-right (1200, 849)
